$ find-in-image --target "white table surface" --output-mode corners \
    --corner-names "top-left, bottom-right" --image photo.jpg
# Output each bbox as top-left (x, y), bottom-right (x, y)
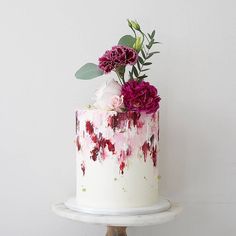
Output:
top-left (52, 202), bottom-right (182, 227)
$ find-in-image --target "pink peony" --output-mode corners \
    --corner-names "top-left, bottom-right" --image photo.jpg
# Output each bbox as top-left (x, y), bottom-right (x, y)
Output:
top-left (98, 46), bottom-right (138, 73)
top-left (121, 80), bottom-right (161, 114)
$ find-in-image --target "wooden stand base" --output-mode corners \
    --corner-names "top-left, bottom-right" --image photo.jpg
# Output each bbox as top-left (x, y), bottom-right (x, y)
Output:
top-left (106, 226), bottom-right (127, 236)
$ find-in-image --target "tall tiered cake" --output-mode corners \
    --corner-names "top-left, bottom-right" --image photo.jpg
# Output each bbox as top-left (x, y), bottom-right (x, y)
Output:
top-left (71, 19), bottom-right (162, 210)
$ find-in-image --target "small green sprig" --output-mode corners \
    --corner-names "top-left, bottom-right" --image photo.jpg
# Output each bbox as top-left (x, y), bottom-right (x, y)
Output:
top-left (127, 19), bottom-right (160, 82)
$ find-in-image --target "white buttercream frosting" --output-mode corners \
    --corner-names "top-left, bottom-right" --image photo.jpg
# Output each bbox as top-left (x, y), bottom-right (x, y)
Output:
top-left (75, 109), bottom-right (159, 209)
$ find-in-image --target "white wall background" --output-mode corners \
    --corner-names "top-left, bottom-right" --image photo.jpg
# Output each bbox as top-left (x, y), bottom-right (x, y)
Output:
top-left (0, 0), bottom-right (235, 235)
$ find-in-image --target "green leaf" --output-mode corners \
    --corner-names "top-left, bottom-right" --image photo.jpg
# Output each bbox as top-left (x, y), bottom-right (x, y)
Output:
top-left (138, 56), bottom-right (144, 64)
top-left (146, 51), bottom-right (159, 59)
top-left (118, 35), bottom-right (136, 48)
top-left (151, 30), bottom-right (156, 38)
top-left (146, 44), bottom-right (151, 50)
top-left (149, 38), bottom-right (155, 46)
top-left (144, 62), bottom-right (152, 66)
top-left (133, 66), bottom-right (139, 77)
top-left (137, 60), bottom-right (141, 71)
top-left (146, 54), bottom-right (153, 59)
top-left (138, 74), bottom-right (148, 80)
top-left (148, 33), bottom-right (152, 39)
top-left (151, 51), bottom-right (160, 54)
top-left (141, 49), bottom-right (146, 59)
top-left (129, 71), bottom-right (133, 79)
top-left (141, 68), bottom-right (150, 72)
top-left (75, 63), bottom-right (104, 80)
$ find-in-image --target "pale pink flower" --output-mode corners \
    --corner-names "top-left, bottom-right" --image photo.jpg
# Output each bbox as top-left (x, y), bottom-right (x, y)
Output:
top-left (94, 77), bottom-right (124, 111)
top-left (109, 95), bottom-right (124, 112)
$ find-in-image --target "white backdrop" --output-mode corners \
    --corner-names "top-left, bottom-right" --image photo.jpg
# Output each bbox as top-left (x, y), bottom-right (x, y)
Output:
top-left (0, 0), bottom-right (236, 235)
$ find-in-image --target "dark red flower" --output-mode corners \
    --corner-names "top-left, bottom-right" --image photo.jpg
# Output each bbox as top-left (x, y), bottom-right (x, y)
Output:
top-left (98, 46), bottom-right (138, 73)
top-left (121, 80), bottom-right (161, 114)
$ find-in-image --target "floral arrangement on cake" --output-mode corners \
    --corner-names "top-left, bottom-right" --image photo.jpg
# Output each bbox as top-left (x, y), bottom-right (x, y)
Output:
top-left (75, 20), bottom-right (161, 114)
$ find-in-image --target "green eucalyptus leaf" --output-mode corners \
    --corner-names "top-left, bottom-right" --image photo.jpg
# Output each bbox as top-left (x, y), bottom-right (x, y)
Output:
top-left (118, 35), bottom-right (136, 48)
top-left (138, 74), bottom-right (148, 80)
top-left (151, 30), bottom-right (156, 38)
top-left (141, 68), bottom-right (150, 72)
top-left (137, 60), bottom-right (141, 71)
top-left (129, 71), bottom-right (133, 79)
top-left (146, 51), bottom-right (159, 59)
top-left (133, 66), bottom-right (139, 77)
top-left (149, 38), bottom-right (155, 47)
top-left (138, 56), bottom-right (144, 64)
top-left (75, 63), bottom-right (104, 80)
top-left (141, 49), bottom-right (146, 59)
top-left (144, 62), bottom-right (152, 66)
top-left (146, 54), bottom-right (153, 59)
top-left (151, 51), bottom-right (160, 54)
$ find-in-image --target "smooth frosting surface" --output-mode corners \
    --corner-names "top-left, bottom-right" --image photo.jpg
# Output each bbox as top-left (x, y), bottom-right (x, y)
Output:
top-left (75, 109), bottom-right (159, 209)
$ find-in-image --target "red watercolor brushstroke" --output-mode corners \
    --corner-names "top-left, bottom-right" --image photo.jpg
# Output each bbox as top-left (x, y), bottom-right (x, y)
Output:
top-left (91, 147), bottom-right (99, 161)
top-left (141, 134), bottom-right (158, 166)
top-left (85, 121), bottom-right (116, 161)
top-left (76, 136), bottom-right (81, 151)
top-left (142, 141), bottom-right (150, 162)
top-left (81, 161), bottom-right (85, 176)
top-left (126, 146), bottom-right (132, 156)
top-left (106, 139), bottom-right (115, 154)
top-left (86, 121), bottom-right (94, 135)
top-left (119, 161), bottom-right (125, 174)
top-left (127, 111), bottom-right (141, 127)
top-left (75, 111), bottom-right (80, 134)
top-left (151, 145), bottom-right (157, 167)
top-left (107, 111), bottom-right (141, 131)
top-left (118, 147), bottom-right (132, 175)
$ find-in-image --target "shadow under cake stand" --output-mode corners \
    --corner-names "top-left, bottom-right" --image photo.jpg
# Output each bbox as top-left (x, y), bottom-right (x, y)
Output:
top-left (52, 198), bottom-right (182, 236)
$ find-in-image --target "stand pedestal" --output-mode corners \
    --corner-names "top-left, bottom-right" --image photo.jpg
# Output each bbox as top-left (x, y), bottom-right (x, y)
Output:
top-left (106, 226), bottom-right (127, 236)
top-left (52, 202), bottom-right (182, 236)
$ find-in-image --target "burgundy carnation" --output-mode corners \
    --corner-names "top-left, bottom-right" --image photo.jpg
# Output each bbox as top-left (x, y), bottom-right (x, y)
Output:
top-left (98, 46), bottom-right (138, 73)
top-left (121, 80), bottom-right (161, 114)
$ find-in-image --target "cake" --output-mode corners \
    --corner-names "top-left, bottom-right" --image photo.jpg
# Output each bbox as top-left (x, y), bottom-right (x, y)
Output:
top-left (71, 19), bottom-right (162, 210)
top-left (75, 110), bottom-right (159, 209)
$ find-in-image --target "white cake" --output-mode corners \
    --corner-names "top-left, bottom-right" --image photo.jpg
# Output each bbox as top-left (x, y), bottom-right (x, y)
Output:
top-left (75, 109), bottom-right (159, 209)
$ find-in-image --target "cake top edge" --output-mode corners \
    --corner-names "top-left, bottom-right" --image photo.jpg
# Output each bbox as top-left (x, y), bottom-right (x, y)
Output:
top-left (75, 108), bottom-right (159, 115)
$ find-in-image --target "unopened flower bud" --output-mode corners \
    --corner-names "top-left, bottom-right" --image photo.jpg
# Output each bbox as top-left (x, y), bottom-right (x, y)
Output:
top-left (130, 20), bottom-right (141, 31)
top-left (133, 37), bottom-right (142, 52)
top-left (127, 19), bottom-right (133, 28)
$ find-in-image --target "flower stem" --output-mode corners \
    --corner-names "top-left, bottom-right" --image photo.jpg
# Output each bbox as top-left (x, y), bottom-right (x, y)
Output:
top-left (131, 28), bottom-right (137, 38)
top-left (115, 70), bottom-right (125, 85)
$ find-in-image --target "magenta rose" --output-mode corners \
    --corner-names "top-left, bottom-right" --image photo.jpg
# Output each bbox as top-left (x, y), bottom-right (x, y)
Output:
top-left (121, 80), bottom-right (161, 114)
top-left (98, 46), bottom-right (138, 73)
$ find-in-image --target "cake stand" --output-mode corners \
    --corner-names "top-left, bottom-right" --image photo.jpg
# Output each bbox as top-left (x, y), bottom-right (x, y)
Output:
top-left (52, 200), bottom-right (182, 236)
